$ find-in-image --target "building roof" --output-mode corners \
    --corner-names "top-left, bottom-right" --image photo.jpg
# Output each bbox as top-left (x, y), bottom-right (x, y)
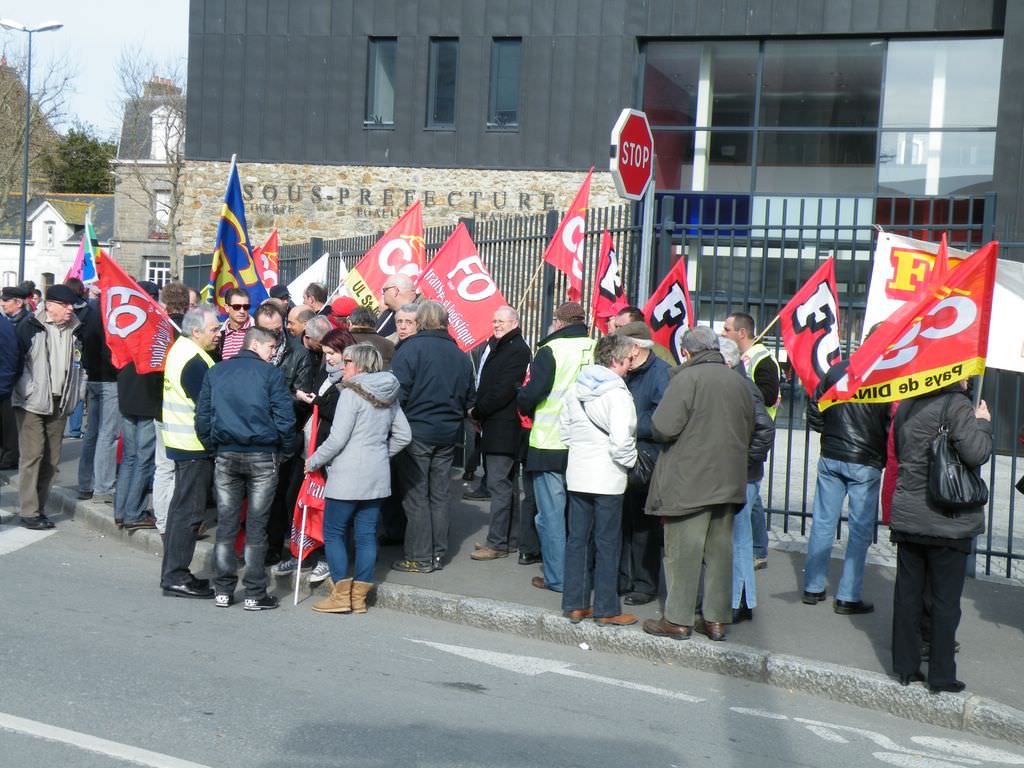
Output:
top-left (0, 193), bottom-right (114, 243)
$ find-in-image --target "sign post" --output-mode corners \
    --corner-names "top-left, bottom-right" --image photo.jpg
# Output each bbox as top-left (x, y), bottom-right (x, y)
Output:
top-left (609, 108), bottom-right (656, 303)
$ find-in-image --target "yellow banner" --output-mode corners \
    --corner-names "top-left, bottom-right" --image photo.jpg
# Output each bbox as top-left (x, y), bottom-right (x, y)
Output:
top-left (818, 358), bottom-right (985, 410)
top-left (344, 267), bottom-right (382, 313)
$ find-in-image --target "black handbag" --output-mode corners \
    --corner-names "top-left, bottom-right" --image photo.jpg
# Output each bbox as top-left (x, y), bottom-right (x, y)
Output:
top-left (928, 395), bottom-right (989, 512)
top-left (580, 402), bottom-right (653, 489)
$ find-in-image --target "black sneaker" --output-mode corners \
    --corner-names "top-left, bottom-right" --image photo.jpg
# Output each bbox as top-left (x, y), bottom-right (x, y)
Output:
top-left (391, 558), bottom-right (434, 574)
top-left (21, 515), bottom-right (54, 530)
top-left (214, 594), bottom-right (234, 608)
top-left (243, 595), bottom-right (279, 611)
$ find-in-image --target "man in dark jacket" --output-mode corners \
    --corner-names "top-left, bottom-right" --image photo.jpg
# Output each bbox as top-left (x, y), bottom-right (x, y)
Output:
top-left (614, 321), bottom-right (670, 605)
top-left (468, 306), bottom-right (531, 560)
top-left (1, 286), bottom-right (30, 469)
top-left (195, 326), bottom-right (295, 610)
top-left (516, 301), bottom-right (595, 593)
top-left (641, 327), bottom-right (753, 642)
top-left (390, 300), bottom-right (475, 573)
top-left (802, 357), bottom-right (890, 614)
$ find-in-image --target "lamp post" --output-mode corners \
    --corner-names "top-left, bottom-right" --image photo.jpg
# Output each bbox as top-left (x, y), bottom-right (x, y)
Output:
top-left (0, 18), bottom-right (63, 283)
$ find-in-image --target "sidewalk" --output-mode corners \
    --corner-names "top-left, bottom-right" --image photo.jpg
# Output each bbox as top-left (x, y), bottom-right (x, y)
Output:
top-left (4, 446), bottom-right (1024, 745)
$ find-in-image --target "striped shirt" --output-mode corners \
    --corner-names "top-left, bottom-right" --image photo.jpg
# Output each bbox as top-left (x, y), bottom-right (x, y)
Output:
top-left (219, 315), bottom-right (253, 360)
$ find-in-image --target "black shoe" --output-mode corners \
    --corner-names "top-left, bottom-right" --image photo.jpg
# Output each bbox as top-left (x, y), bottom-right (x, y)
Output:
top-left (517, 552), bottom-right (542, 566)
top-left (929, 680), bottom-right (966, 694)
top-left (732, 606), bottom-right (753, 623)
top-left (189, 576), bottom-right (211, 590)
top-left (624, 592), bottom-right (656, 606)
top-left (76, 490), bottom-right (93, 500)
top-left (20, 515), bottom-right (54, 530)
top-left (162, 582), bottom-right (214, 599)
top-left (897, 671), bottom-right (925, 686)
top-left (433, 556), bottom-right (444, 572)
top-left (243, 595), bottom-right (279, 611)
top-left (392, 558), bottom-right (434, 574)
top-left (834, 599), bottom-right (874, 615)
top-left (462, 488), bottom-right (490, 500)
top-left (801, 590), bottom-right (826, 605)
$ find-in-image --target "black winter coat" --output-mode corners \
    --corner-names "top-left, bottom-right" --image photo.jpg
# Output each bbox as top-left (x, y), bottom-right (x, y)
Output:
top-left (742, 374), bottom-right (776, 482)
top-left (471, 328), bottom-right (531, 455)
top-left (117, 363), bottom-right (162, 420)
top-left (807, 359), bottom-right (889, 468)
top-left (0, 314), bottom-right (19, 400)
top-left (78, 300), bottom-right (118, 382)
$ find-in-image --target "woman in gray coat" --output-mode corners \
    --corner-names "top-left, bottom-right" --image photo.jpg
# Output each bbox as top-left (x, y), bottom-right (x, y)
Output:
top-left (306, 343), bottom-right (412, 614)
top-left (890, 379), bottom-right (991, 693)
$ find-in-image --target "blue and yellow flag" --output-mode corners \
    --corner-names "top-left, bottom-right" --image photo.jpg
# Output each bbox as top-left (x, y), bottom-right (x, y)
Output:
top-left (205, 157), bottom-right (269, 313)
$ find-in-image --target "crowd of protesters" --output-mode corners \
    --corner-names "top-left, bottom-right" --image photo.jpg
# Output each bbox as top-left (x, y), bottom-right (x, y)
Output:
top-left (0, 275), bottom-right (992, 693)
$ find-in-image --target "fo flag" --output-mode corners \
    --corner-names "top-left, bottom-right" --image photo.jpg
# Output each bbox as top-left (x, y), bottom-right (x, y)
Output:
top-left (592, 231), bottom-right (627, 334)
top-left (543, 167), bottom-right (593, 302)
top-left (417, 223), bottom-right (508, 352)
top-left (344, 201), bottom-right (426, 312)
top-left (252, 228), bottom-right (279, 289)
top-left (642, 257), bottom-right (694, 364)
top-left (818, 241), bottom-right (998, 410)
top-left (780, 256), bottom-right (841, 396)
top-left (95, 251), bottom-right (176, 373)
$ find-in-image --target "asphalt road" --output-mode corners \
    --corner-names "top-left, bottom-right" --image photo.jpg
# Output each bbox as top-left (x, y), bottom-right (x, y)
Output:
top-left (1, 518), bottom-right (1022, 768)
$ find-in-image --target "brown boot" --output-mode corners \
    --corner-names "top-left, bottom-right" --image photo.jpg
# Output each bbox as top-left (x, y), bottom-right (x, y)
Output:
top-left (351, 581), bottom-right (374, 614)
top-left (312, 578), bottom-right (352, 613)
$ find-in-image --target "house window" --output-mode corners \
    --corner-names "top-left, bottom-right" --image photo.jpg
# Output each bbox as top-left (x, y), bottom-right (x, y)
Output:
top-left (145, 258), bottom-right (171, 286)
top-left (365, 38), bottom-right (397, 126)
top-left (150, 105), bottom-right (184, 161)
top-left (427, 38), bottom-right (458, 128)
top-left (152, 190), bottom-right (170, 238)
top-left (488, 38), bottom-right (521, 128)
top-left (46, 222), bottom-right (56, 248)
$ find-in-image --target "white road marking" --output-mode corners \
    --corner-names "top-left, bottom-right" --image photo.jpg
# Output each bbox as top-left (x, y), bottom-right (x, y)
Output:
top-left (730, 706), bottom-right (788, 720)
top-left (409, 638), bottom-right (705, 703)
top-left (910, 739), bottom-right (1024, 765)
top-left (0, 711), bottom-right (215, 768)
top-left (0, 525), bottom-right (56, 556)
top-left (872, 754), bottom-right (977, 768)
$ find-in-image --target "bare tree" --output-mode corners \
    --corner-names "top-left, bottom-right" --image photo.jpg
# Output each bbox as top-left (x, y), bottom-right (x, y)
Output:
top-left (110, 44), bottom-right (186, 276)
top-left (0, 49), bottom-right (73, 215)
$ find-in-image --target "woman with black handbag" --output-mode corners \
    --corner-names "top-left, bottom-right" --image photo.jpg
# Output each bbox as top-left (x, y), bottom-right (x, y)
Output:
top-left (890, 378), bottom-right (991, 693)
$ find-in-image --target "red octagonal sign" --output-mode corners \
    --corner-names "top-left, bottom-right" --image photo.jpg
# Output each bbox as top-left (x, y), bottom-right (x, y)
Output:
top-left (609, 109), bottom-right (654, 200)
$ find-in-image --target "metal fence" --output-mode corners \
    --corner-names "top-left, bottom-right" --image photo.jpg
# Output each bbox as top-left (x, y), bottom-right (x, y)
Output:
top-left (181, 193), bottom-right (1022, 580)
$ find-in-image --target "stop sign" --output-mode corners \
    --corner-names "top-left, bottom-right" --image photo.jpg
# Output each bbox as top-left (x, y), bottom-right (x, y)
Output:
top-left (609, 109), bottom-right (654, 200)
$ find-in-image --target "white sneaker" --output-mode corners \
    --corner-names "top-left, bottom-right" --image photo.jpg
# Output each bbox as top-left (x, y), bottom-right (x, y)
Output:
top-left (272, 557), bottom-right (308, 576)
top-left (309, 560), bottom-right (331, 585)
top-left (214, 593), bottom-right (233, 608)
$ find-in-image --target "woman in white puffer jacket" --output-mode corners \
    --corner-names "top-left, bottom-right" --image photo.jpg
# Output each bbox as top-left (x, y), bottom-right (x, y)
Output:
top-left (558, 334), bottom-right (638, 626)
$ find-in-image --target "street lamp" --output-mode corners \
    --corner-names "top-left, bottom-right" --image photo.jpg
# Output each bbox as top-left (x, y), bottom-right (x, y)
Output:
top-left (0, 18), bottom-right (63, 284)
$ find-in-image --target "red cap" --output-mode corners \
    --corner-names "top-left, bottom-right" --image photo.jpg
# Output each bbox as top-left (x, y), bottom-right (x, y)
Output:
top-left (331, 296), bottom-right (358, 318)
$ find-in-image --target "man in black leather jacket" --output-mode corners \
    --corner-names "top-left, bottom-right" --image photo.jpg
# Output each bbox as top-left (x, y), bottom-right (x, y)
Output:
top-left (802, 357), bottom-right (890, 615)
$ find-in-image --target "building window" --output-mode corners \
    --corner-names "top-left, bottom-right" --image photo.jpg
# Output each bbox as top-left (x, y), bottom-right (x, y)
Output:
top-left (488, 38), bottom-right (521, 128)
top-left (365, 38), bottom-right (397, 126)
top-left (46, 222), bottom-right (56, 248)
top-left (146, 258), bottom-right (171, 286)
top-left (427, 38), bottom-right (458, 128)
top-left (152, 190), bottom-right (170, 239)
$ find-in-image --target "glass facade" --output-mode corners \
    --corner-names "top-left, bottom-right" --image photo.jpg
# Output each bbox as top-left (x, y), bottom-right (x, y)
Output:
top-left (366, 38), bottom-right (397, 126)
top-left (488, 38), bottom-right (522, 128)
top-left (427, 38), bottom-right (459, 128)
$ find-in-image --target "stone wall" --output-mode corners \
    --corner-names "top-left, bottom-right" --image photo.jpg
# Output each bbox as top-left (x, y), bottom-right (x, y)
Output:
top-left (180, 160), bottom-right (624, 252)
top-left (111, 162), bottom-right (171, 280)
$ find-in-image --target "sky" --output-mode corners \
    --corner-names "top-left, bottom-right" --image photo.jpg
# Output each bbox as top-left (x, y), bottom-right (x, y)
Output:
top-left (0, 0), bottom-right (190, 140)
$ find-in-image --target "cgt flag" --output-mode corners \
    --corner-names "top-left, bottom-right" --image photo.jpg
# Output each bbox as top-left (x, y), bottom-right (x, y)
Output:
top-left (591, 231), bottom-right (627, 334)
top-left (344, 201), bottom-right (426, 312)
top-left (642, 256), bottom-right (694, 364)
top-left (818, 240), bottom-right (998, 410)
top-left (779, 256), bottom-right (842, 396)
top-left (252, 228), bottom-right (280, 289)
top-left (95, 250), bottom-right (176, 373)
top-left (543, 167), bottom-right (593, 302)
top-left (205, 157), bottom-right (269, 313)
top-left (417, 223), bottom-right (508, 352)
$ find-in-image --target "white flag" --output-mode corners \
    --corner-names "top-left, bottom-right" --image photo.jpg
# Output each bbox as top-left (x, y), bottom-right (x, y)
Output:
top-left (286, 253), bottom-right (349, 302)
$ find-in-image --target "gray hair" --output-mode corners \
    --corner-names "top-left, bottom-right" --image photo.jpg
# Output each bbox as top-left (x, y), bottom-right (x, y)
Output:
top-left (397, 302), bottom-right (419, 316)
top-left (495, 305), bottom-right (519, 324)
top-left (349, 307), bottom-right (377, 328)
top-left (305, 315), bottom-right (333, 342)
top-left (416, 300), bottom-right (449, 331)
top-left (182, 306), bottom-right (218, 338)
top-left (594, 334), bottom-right (634, 367)
top-left (344, 342), bottom-right (384, 374)
top-left (718, 336), bottom-right (741, 368)
top-left (244, 326), bottom-right (278, 349)
top-left (680, 325), bottom-right (720, 355)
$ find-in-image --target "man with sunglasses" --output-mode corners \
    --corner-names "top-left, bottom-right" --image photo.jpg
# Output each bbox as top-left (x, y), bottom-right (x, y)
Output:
top-left (218, 288), bottom-right (254, 361)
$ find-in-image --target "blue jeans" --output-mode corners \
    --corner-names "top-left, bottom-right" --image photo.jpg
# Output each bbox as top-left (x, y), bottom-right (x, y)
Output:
top-left (563, 491), bottom-right (623, 618)
top-left (114, 416), bottom-right (156, 523)
top-left (533, 471), bottom-right (567, 592)
top-left (803, 457), bottom-right (881, 602)
top-left (732, 482), bottom-right (758, 609)
top-left (212, 451), bottom-right (279, 598)
top-left (323, 498), bottom-right (380, 583)
top-left (78, 382), bottom-right (119, 494)
top-left (65, 399), bottom-right (84, 437)
top-left (750, 489), bottom-right (768, 559)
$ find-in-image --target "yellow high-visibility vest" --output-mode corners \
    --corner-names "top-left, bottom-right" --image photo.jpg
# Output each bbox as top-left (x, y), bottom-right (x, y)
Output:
top-left (161, 336), bottom-right (214, 453)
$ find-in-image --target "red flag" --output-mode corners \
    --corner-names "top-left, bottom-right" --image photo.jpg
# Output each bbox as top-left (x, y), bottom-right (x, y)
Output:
top-left (290, 406), bottom-right (325, 559)
top-left (417, 223), bottom-right (509, 352)
top-left (344, 201), bottom-right (426, 312)
top-left (591, 231), bottom-right (627, 334)
top-left (95, 250), bottom-right (176, 372)
top-left (642, 257), bottom-right (695, 364)
top-left (252, 229), bottom-right (280, 289)
top-left (779, 256), bottom-right (842, 396)
top-left (542, 168), bottom-right (593, 301)
top-left (818, 240), bottom-right (998, 409)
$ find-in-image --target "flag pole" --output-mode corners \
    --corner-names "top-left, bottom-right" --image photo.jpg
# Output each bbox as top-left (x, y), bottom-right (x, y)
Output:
top-left (751, 313), bottom-right (782, 345)
top-left (516, 257), bottom-right (547, 313)
top-left (293, 505), bottom-right (307, 606)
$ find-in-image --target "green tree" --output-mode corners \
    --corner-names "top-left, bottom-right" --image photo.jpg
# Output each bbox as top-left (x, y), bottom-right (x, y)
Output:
top-left (44, 125), bottom-right (116, 193)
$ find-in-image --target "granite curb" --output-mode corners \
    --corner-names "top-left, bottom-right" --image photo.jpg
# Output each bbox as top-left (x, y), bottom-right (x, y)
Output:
top-left (56, 488), bottom-right (1024, 746)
